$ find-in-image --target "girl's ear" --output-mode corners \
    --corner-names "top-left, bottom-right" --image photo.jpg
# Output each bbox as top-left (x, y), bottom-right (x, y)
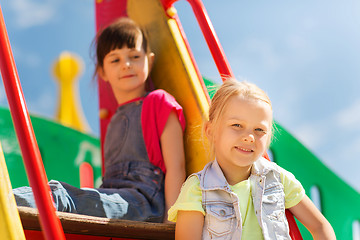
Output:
top-left (148, 52), bottom-right (155, 69)
top-left (97, 67), bottom-right (108, 82)
top-left (204, 121), bottom-right (213, 139)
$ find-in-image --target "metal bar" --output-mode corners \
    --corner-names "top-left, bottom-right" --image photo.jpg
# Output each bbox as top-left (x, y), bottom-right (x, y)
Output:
top-left (186, 0), bottom-right (234, 80)
top-left (161, 0), bottom-right (234, 80)
top-left (0, 4), bottom-right (65, 240)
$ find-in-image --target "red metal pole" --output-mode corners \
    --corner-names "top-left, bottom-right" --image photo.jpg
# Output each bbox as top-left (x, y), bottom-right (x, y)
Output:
top-left (161, 0), bottom-right (234, 81)
top-left (186, 0), bottom-right (234, 80)
top-left (0, 5), bottom-right (65, 240)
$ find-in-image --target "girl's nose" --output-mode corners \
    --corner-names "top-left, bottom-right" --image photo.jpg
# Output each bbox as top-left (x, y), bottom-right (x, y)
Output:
top-left (242, 133), bottom-right (255, 143)
top-left (122, 60), bottom-right (131, 69)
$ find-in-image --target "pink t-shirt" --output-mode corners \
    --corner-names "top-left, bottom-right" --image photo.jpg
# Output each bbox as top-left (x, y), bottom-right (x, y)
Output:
top-left (141, 89), bottom-right (185, 173)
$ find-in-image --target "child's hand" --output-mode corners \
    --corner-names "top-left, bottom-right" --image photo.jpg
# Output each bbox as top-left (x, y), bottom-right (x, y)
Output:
top-left (290, 195), bottom-right (336, 239)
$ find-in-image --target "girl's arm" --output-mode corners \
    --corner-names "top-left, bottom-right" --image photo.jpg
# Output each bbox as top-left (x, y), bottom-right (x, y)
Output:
top-left (176, 210), bottom-right (204, 240)
top-left (161, 111), bottom-right (186, 223)
top-left (289, 195), bottom-right (336, 239)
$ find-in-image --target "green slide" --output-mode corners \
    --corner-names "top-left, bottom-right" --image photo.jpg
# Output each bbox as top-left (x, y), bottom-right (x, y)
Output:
top-left (0, 107), bottom-right (102, 189)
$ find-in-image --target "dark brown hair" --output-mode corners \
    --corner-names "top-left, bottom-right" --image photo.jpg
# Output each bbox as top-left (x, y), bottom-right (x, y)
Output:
top-left (95, 17), bottom-right (151, 72)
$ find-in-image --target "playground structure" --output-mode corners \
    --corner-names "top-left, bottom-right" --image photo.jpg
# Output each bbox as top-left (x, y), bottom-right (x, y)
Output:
top-left (0, 0), bottom-right (359, 239)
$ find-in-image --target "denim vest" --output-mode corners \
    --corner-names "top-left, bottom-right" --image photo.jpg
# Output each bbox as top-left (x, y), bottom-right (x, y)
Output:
top-left (194, 158), bottom-right (291, 240)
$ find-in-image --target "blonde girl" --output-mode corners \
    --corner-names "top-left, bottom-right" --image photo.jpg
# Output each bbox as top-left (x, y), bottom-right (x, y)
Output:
top-left (169, 79), bottom-right (335, 239)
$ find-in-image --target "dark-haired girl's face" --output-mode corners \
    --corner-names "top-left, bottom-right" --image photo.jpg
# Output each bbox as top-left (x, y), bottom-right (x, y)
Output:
top-left (99, 35), bottom-right (153, 103)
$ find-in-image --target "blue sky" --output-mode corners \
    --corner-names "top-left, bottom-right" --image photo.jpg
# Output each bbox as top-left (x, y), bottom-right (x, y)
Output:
top-left (0, 0), bottom-right (359, 193)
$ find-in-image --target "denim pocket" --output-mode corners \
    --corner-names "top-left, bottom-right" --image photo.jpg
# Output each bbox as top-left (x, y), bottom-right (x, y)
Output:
top-left (206, 204), bottom-right (235, 237)
top-left (263, 182), bottom-right (285, 221)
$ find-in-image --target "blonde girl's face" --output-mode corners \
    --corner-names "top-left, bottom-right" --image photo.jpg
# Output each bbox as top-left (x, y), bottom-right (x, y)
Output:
top-left (207, 95), bottom-right (272, 180)
top-left (99, 35), bottom-right (154, 101)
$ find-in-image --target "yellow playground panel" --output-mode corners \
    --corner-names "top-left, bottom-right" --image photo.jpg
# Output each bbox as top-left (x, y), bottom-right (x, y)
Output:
top-left (126, 0), bottom-right (211, 174)
top-left (0, 143), bottom-right (25, 240)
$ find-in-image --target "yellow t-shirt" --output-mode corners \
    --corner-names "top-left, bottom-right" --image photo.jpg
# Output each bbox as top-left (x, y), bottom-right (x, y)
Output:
top-left (168, 166), bottom-right (305, 239)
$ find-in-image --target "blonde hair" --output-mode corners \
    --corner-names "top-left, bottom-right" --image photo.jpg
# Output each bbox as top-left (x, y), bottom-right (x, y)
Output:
top-left (206, 78), bottom-right (273, 160)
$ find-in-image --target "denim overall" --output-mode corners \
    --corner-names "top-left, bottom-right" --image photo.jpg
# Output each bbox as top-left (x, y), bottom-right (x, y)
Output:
top-left (14, 99), bottom-right (165, 222)
top-left (195, 158), bottom-right (291, 239)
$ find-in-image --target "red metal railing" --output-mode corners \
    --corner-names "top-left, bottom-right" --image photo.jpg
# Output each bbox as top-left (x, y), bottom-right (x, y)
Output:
top-left (0, 4), bottom-right (65, 240)
top-left (161, 0), bottom-right (234, 80)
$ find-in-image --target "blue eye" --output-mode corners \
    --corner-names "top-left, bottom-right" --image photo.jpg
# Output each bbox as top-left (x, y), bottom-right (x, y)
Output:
top-left (232, 124), bottom-right (241, 128)
top-left (255, 128), bottom-right (266, 134)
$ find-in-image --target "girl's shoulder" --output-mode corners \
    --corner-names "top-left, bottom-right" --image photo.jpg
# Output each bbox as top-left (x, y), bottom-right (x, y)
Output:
top-left (254, 158), bottom-right (304, 196)
top-left (184, 175), bottom-right (201, 188)
top-left (143, 89), bottom-right (185, 131)
top-left (252, 157), bottom-right (281, 175)
top-left (179, 175), bottom-right (202, 201)
top-left (146, 89), bottom-right (178, 103)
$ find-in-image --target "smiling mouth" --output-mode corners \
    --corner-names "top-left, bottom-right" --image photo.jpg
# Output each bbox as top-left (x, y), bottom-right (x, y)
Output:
top-left (235, 146), bottom-right (254, 153)
top-left (121, 74), bottom-right (135, 79)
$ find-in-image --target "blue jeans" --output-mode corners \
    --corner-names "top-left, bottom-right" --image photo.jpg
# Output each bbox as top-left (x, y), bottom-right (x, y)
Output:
top-left (13, 161), bottom-right (165, 222)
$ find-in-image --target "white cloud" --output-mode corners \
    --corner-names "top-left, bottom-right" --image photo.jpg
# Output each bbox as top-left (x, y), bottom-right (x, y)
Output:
top-left (11, 45), bottom-right (42, 69)
top-left (293, 122), bottom-right (327, 150)
top-left (27, 90), bottom-right (55, 118)
top-left (291, 98), bottom-right (360, 151)
top-left (335, 99), bottom-right (360, 130)
top-left (21, 52), bottom-right (41, 68)
top-left (338, 136), bottom-right (360, 161)
top-left (324, 136), bottom-right (360, 192)
top-left (244, 38), bottom-right (282, 71)
top-left (9, 0), bottom-right (57, 28)
top-left (301, 17), bottom-right (319, 31)
top-left (285, 34), bottom-right (318, 63)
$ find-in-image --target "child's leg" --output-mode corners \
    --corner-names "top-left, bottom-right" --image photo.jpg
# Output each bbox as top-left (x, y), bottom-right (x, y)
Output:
top-left (55, 181), bottom-right (130, 218)
top-left (100, 161), bottom-right (165, 222)
top-left (13, 180), bottom-right (77, 209)
top-left (13, 186), bottom-right (38, 208)
top-left (13, 162), bottom-right (165, 221)
top-left (103, 186), bottom-right (164, 222)
top-left (13, 180), bottom-right (129, 218)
